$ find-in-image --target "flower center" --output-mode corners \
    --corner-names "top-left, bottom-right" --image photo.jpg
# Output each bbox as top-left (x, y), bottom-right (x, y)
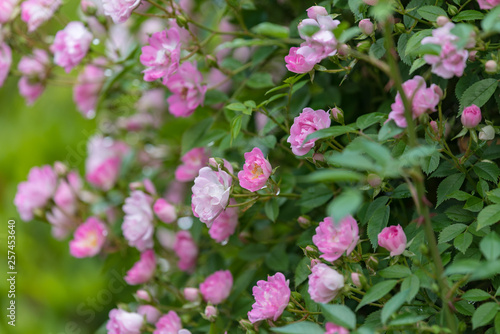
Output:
top-left (250, 163), bottom-right (263, 179)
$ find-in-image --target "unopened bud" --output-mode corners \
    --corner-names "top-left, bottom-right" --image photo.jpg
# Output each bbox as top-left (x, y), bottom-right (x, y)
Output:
top-left (362, 0), bottom-right (378, 5)
top-left (479, 125), bottom-right (495, 141)
top-left (135, 289), bottom-right (151, 302)
top-left (291, 291), bottom-right (303, 302)
top-left (359, 19), bottom-right (374, 35)
top-left (184, 288), bottom-right (200, 302)
top-left (204, 305), bottom-right (217, 321)
top-left (176, 15), bottom-right (188, 28)
top-left (239, 319), bottom-right (254, 331)
top-left (205, 55), bottom-right (218, 68)
top-left (297, 216), bottom-right (311, 228)
top-left (337, 44), bottom-right (350, 57)
top-left (394, 23), bottom-right (406, 34)
top-left (436, 16), bottom-right (449, 27)
top-left (81, 0), bottom-right (97, 15)
top-left (367, 174), bottom-right (381, 188)
top-left (54, 161), bottom-right (68, 176)
top-left (356, 40), bottom-right (371, 53)
top-left (129, 182), bottom-right (143, 191)
top-left (351, 273), bottom-right (362, 288)
top-left (485, 60), bottom-right (497, 74)
top-left (447, 4), bottom-right (458, 16)
top-left (419, 244), bottom-right (429, 255)
top-left (468, 50), bottom-right (477, 62)
top-left (331, 107), bottom-right (344, 123)
top-left (285, 302), bottom-right (296, 311)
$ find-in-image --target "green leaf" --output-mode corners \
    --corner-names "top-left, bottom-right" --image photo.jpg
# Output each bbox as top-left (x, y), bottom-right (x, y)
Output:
top-left (251, 22), bottom-right (289, 38)
top-left (462, 289), bottom-right (492, 302)
top-left (320, 304), bottom-right (357, 329)
top-left (247, 72), bottom-right (274, 89)
top-left (459, 79), bottom-right (498, 112)
top-left (326, 150), bottom-right (378, 172)
top-left (409, 58), bottom-right (427, 75)
top-left (226, 102), bottom-right (250, 113)
top-left (230, 114), bottom-right (243, 144)
top-left (486, 188), bottom-right (500, 204)
top-left (356, 280), bottom-right (398, 311)
top-left (265, 243), bottom-right (289, 272)
top-left (463, 196), bottom-right (484, 212)
top-left (454, 232), bottom-right (473, 254)
top-left (456, 300), bottom-right (475, 316)
top-left (339, 27), bottom-right (362, 43)
top-left (438, 223), bottom-right (467, 244)
top-left (417, 6), bottom-right (447, 21)
top-left (299, 184), bottom-right (334, 213)
top-left (495, 313), bottom-right (500, 334)
top-left (451, 23), bottom-right (475, 49)
top-left (356, 112), bottom-right (386, 130)
top-left (205, 89), bottom-right (229, 105)
top-left (381, 290), bottom-right (410, 325)
top-left (303, 170), bottom-right (364, 183)
top-left (477, 204), bottom-right (500, 230)
top-left (452, 10), bottom-right (484, 22)
top-left (447, 190), bottom-right (472, 201)
top-left (378, 120), bottom-right (404, 141)
top-left (472, 302), bottom-right (498, 329)
top-left (482, 6), bottom-right (500, 33)
top-left (399, 145), bottom-right (436, 168)
top-left (480, 232), bottom-right (500, 261)
top-left (367, 206), bottom-right (390, 250)
top-left (271, 322), bottom-right (325, 334)
top-left (436, 173), bottom-right (465, 207)
top-left (379, 265), bottom-right (412, 279)
top-left (369, 38), bottom-right (386, 59)
top-left (265, 198), bottom-right (279, 222)
top-left (305, 125), bottom-right (358, 142)
top-left (405, 30), bottom-right (433, 56)
top-left (294, 257), bottom-right (311, 288)
top-left (389, 314), bottom-right (428, 326)
top-left (401, 275), bottom-right (420, 302)
top-left (473, 162), bottom-right (500, 183)
top-left (181, 117), bottom-right (214, 155)
top-left (456, 74), bottom-right (480, 100)
top-left (398, 34), bottom-right (412, 65)
top-left (328, 188), bottom-right (363, 224)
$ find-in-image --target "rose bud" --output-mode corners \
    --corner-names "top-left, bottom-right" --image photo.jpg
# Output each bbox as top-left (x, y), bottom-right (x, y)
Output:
top-left (307, 263), bottom-right (344, 303)
top-left (461, 105), bottom-right (482, 129)
top-left (479, 125), bottom-right (495, 141)
top-left (485, 60), bottom-right (497, 74)
top-left (378, 225), bottom-right (407, 257)
top-left (359, 19), bottom-right (374, 35)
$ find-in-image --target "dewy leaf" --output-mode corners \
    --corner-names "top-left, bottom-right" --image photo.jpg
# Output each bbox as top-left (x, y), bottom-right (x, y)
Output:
top-left (271, 322), bottom-right (325, 334)
top-left (438, 224), bottom-right (467, 244)
top-left (328, 188), bottom-right (363, 223)
top-left (472, 302), bottom-right (498, 329)
top-left (479, 232), bottom-right (500, 261)
top-left (459, 79), bottom-right (498, 113)
top-left (436, 173), bottom-right (465, 207)
top-left (381, 290), bottom-right (410, 325)
top-left (417, 6), bottom-right (447, 21)
top-left (356, 280), bottom-right (398, 311)
top-left (320, 304), bottom-right (357, 329)
top-left (477, 204), bottom-right (500, 230)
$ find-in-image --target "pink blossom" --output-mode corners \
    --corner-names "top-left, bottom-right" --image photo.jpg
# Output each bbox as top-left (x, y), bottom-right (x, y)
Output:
top-left (461, 104), bottom-right (482, 128)
top-left (191, 167), bottom-right (232, 226)
top-left (359, 19), bottom-right (374, 35)
top-left (102, 0), bottom-right (141, 23)
top-left (140, 27), bottom-right (181, 83)
top-left (326, 323), bottom-right (350, 334)
top-left (136, 289), bottom-right (151, 301)
top-left (105, 24), bottom-right (134, 62)
top-left (137, 305), bottom-right (161, 324)
top-left (204, 305), bottom-right (217, 319)
top-left (248, 272), bottom-right (291, 323)
top-left (54, 171), bottom-right (81, 214)
top-left (14, 165), bottom-right (57, 221)
top-left (138, 18), bottom-right (166, 44)
top-left (124, 250), bottom-right (156, 285)
top-left (378, 225), bottom-right (407, 257)
top-left (153, 198), bottom-right (177, 223)
top-left (208, 203), bottom-right (238, 243)
top-left (200, 270), bottom-right (233, 305)
top-left (85, 135), bottom-right (129, 190)
top-left (21, 0), bottom-right (61, 32)
top-left (351, 273), bottom-right (362, 288)
top-left (306, 6), bottom-right (328, 20)
top-left (165, 180), bottom-right (186, 204)
top-left (153, 311), bottom-right (182, 334)
top-left (166, 61), bottom-right (207, 117)
top-left (287, 107), bottom-right (331, 156)
top-left (421, 23), bottom-right (468, 79)
top-left (308, 263), bottom-right (344, 303)
top-left (388, 76), bottom-right (442, 128)
top-left (285, 46), bottom-right (320, 74)
top-left (46, 207), bottom-right (76, 239)
top-left (175, 147), bottom-right (209, 182)
top-left (0, 0), bottom-right (17, 23)
top-left (0, 43), bottom-right (12, 88)
top-left (50, 21), bottom-right (92, 73)
top-left (477, 0), bottom-right (500, 9)
top-left (184, 287), bottom-right (199, 302)
top-left (74, 60), bottom-right (106, 118)
top-left (173, 231), bottom-right (198, 272)
top-left (18, 77), bottom-right (44, 105)
top-left (238, 147), bottom-right (272, 192)
top-left (106, 308), bottom-right (143, 334)
top-left (122, 190), bottom-right (155, 252)
top-left (313, 216), bottom-right (359, 262)
top-left (69, 217), bottom-right (107, 258)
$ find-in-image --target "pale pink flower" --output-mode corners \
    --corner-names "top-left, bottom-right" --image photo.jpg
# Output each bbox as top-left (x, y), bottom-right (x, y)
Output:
top-left (378, 225), bottom-right (407, 257)
top-left (388, 76), bottom-right (442, 128)
top-left (122, 190), bottom-right (155, 252)
top-left (421, 23), bottom-right (468, 79)
top-left (0, 0), bottom-right (17, 24)
top-left (284, 46), bottom-right (319, 74)
top-left (248, 272), bottom-right (291, 323)
top-left (46, 207), bottom-right (76, 239)
top-left (166, 61), bottom-right (207, 118)
top-left (173, 231), bottom-right (198, 272)
top-left (326, 323), bottom-right (350, 334)
top-left (306, 6), bottom-right (328, 20)
top-left (102, 0), bottom-right (141, 23)
top-left (153, 198), bottom-right (177, 224)
top-left (136, 289), bottom-right (151, 301)
top-left (477, 0), bottom-right (500, 9)
top-left (0, 43), bottom-right (12, 88)
top-left (191, 167), bottom-right (232, 226)
top-left (175, 147), bottom-right (209, 182)
top-left (287, 107), bottom-right (331, 156)
top-left (153, 311), bottom-right (182, 334)
top-left (74, 61), bottom-right (106, 118)
top-left (54, 171), bottom-right (81, 214)
top-left (106, 308), bottom-right (143, 334)
top-left (308, 263), bottom-right (344, 303)
top-left (106, 24), bottom-right (134, 62)
top-left (140, 27), bottom-right (181, 82)
top-left (238, 147), bottom-right (272, 192)
top-left (461, 104), bottom-right (482, 128)
top-left (208, 203), bottom-right (238, 243)
top-left (199, 270), bottom-right (233, 305)
top-left (184, 287), bottom-right (199, 302)
top-left (85, 135), bottom-right (129, 190)
top-left (69, 217), bottom-right (107, 258)
top-left (359, 19), bottom-right (373, 35)
top-left (21, 0), bottom-right (61, 32)
top-left (137, 305), bottom-right (161, 324)
top-left (14, 165), bottom-right (57, 221)
top-left (124, 250), bottom-right (156, 285)
top-left (204, 305), bottom-right (217, 319)
top-left (18, 77), bottom-right (44, 105)
top-left (50, 21), bottom-right (92, 73)
top-left (138, 18), bottom-right (166, 44)
top-left (313, 216), bottom-right (359, 262)
top-left (351, 273), bottom-right (362, 288)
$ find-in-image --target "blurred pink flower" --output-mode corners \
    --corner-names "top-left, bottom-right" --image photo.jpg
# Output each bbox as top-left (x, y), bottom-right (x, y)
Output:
top-left (50, 21), bottom-right (92, 73)
top-left (461, 104), bottom-right (482, 128)
top-left (208, 203), bottom-right (238, 243)
top-left (173, 230), bottom-right (198, 272)
top-left (54, 171), bottom-right (81, 214)
top-left (184, 287), bottom-right (199, 302)
top-left (21, 0), bottom-right (61, 32)
top-left (137, 305), bottom-right (161, 324)
top-left (248, 272), bottom-right (290, 323)
top-left (17, 47), bottom-right (50, 104)
top-left (175, 147), bottom-right (209, 182)
top-left (69, 217), bottom-right (107, 258)
top-left (313, 216), bottom-right (359, 262)
top-left (124, 250), bottom-right (156, 285)
top-left (306, 6), bottom-right (328, 20)
top-left (166, 61), bottom-right (207, 117)
top-left (378, 225), bottom-right (407, 257)
top-left (359, 19), bottom-right (374, 35)
top-left (107, 308), bottom-right (143, 334)
top-left (238, 147), bottom-right (272, 192)
top-left (287, 107), bottom-right (331, 156)
top-left (308, 263), bottom-right (344, 303)
top-left (137, 89), bottom-right (166, 113)
top-left (326, 323), bottom-right (350, 334)
top-left (477, 0), bottom-right (500, 9)
top-left (153, 311), bottom-right (181, 334)
top-left (200, 270), bottom-right (233, 304)
top-left (18, 77), bottom-right (44, 105)
top-left (284, 46), bottom-right (319, 74)
top-left (153, 198), bottom-right (177, 224)
top-left (0, 0), bottom-right (17, 23)
top-left (73, 60), bottom-right (106, 118)
top-left (46, 207), bottom-right (76, 240)
top-left (122, 190), bottom-right (155, 252)
top-left (140, 27), bottom-right (181, 83)
top-left (0, 43), bottom-right (12, 88)
top-left (102, 0), bottom-right (141, 23)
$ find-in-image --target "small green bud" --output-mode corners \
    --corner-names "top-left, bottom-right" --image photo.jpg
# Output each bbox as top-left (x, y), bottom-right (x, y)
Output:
top-left (394, 23), bottom-right (406, 34)
top-left (291, 291), bottom-right (303, 302)
top-left (447, 4), bottom-right (459, 16)
top-left (356, 40), bottom-right (371, 53)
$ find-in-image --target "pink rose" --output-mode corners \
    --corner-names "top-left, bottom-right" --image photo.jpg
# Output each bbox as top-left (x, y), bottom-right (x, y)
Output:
top-left (153, 311), bottom-right (182, 334)
top-left (173, 231), bottom-right (198, 272)
top-left (166, 61), bottom-right (207, 118)
top-left (175, 147), bottom-right (209, 182)
top-left (122, 190), bottom-right (155, 252)
top-left (137, 305), bottom-right (161, 324)
top-left (359, 19), bottom-right (374, 35)
top-left (54, 171), bottom-right (81, 214)
top-left (140, 27), bottom-right (181, 83)
top-left (378, 225), bottom-right (407, 257)
top-left (184, 287), bottom-right (199, 302)
top-left (153, 198), bottom-right (177, 224)
top-left (69, 217), bottom-right (107, 258)
top-left (308, 263), bottom-right (344, 303)
top-left (238, 147), bottom-right (272, 192)
top-left (477, 0), bottom-right (500, 9)
top-left (208, 203), bottom-right (238, 243)
top-left (285, 46), bottom-right (320, 74)
top-left (124, 250), bottom-right (156, 285)
top-left (461, 105), bottom-right (482, 128)
top-left (313, 216), bottom-right (359, 262)
top-left (14, 165), bottom-right (57, 221)
top-left (306, 6), bottom-right (328, 20)
top-left (191, 167), bottom-right (232, 226)
top-left (200, 270), bottom-right (233, 305)
top-left (0, 43), bottom-right (12, 88)
top-left (106, 308), bottom-right (143, 334)
top-left (21, 0), bottom-right (61, 32)
top-left (204, 305), bottom-right (217, 320)
top-left (248, 272), bottom-right (291, 323)
top-left (74, 60), bottom-right (106, 118)
top-left (51, 21), bottom-right (92, 73)
top-left (136, 289), bottom-right (151, 301)
top-left (18, 77), bottom-right (44, 105)
top-left (287, 107), bottom-right (331, 156)
top-left (326, 323), bottom-right (350, 334)
top-left (102, 0), bottom-right (141, 23)
top-left (46, 207), bottom-right (76, 240)
top-left (0, 0), bottom-right (17, 24)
